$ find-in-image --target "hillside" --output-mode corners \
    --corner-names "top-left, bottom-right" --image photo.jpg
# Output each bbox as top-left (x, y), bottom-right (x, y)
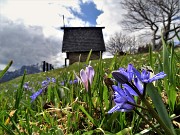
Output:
top-left (0, 49), bottom-right (179, 90)
top-left (0, 64), bottom-right (41, 83)
top-left (0, 48), bottom-right (179, 134)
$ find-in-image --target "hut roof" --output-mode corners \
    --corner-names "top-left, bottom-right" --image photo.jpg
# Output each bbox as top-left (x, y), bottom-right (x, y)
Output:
top-left (61, 27), bottom-right (106, 52)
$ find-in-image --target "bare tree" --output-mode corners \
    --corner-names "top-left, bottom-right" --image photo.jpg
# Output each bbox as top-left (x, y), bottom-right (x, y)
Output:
top-left (106, 32), bottom-right (140, 55)
top-left (120, 0), bottom-right (180, 50)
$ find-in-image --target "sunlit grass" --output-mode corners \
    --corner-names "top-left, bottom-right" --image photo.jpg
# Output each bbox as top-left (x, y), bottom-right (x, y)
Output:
top-left (0, 46), bottom-right (179, 134)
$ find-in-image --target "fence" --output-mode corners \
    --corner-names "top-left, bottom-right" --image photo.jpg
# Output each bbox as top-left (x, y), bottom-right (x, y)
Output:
top-left (42, 61), bottom-right (54, 72)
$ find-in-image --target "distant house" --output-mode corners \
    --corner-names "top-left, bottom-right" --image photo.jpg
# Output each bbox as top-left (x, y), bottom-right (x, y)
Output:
top-left (61, 27), bottom-right (106, 66)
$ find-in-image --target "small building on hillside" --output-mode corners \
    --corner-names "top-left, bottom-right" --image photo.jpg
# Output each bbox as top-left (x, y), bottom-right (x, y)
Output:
top-left (61, 27), bottom-right (106, 66)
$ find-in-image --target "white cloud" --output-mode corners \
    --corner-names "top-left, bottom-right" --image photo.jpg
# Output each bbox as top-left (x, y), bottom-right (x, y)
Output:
top-left (0, 0), bottom-right (130, 70)
top-left (93, 0), bottom-right (127, 41)
top-left (0, 0), bottom-right (90, 70)
top-left (0, 15), bottom-right (62, 70)
top-left (0, 0), bottom-right (85, 36)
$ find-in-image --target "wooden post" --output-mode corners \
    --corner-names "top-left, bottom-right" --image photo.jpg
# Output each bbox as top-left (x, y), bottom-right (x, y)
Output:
top-left (46, 62), bottom-right (49, 71)
top-left (65, 58), bottom-right (67, 67)
top-left (43, 61), bottom-right (46, 72)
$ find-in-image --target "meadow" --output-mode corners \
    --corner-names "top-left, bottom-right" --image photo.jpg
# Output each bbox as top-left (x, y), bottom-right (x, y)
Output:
top-left (0, 40), bottom-right (180, 134)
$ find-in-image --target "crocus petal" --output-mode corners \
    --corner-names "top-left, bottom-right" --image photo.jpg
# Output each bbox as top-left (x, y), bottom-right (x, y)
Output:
top-left (80, 69), bottom-right (88, 82)
top-left (86, 65), bottom-right (95, 84)
top-left (80, 69), bottom-right (88, 90)
top-left (148, 72), bottom-right (166, 83)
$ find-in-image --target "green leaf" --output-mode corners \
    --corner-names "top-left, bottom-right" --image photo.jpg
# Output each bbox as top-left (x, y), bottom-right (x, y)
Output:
top-left (149, 45), bottom-right (153, 67)
top-left (162, 35), bottom-right (169, 76)
top-left (86, 49), bottom-right (92, 64)
top-left (0, 60), bottom-right (13, 79)
top-left (106, 112), bottom-right (119, 126)
top-left (78, 105), bottom-right (98, 127)
top-left (0, 122), bottom-right (15, 135)
top-left (146, 83), bottom-right (176, 134)
top-left (116, 127), bottom-right (132, 135)
top-left (14, 70), bottom-right (26, 109)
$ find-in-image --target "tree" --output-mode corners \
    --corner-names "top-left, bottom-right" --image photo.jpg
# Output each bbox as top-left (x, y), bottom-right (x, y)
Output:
top-left (106, 32), bottom-right (140, 55)
top-left (120, 0), bottom-right (180, 50)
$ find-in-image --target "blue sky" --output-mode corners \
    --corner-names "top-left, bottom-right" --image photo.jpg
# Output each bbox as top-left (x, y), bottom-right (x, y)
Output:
top-left (70, 1), bottom-right (103, 26)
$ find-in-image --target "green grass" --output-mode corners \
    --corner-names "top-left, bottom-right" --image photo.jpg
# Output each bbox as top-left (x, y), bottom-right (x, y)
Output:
top-left (0, 47), bottom-right (180, 135)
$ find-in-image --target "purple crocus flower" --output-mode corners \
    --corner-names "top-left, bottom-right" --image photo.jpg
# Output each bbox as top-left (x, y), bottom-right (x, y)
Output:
top-left (80, 65), bottom-right (95, 91)
top-left (108, 85), bottom-right (135, 113)
top-left (133, 68), bottom-right (167, 83)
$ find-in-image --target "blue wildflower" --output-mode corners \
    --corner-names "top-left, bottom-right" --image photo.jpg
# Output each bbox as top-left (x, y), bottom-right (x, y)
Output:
top-left (133, 68), bottom-right (167, 83)
top-left (112, 64), bottom-right (135, 84)
top-left (23, 82), bottom-right (30, 90)
top-left (30, 88), bottom-right (44, 102)
top-left (69, 79), bottom-right (78, 84)
top-left (112, 71), bottom-right (128, 84)
top-left (60, 81), bottom-right (65, 86)
top-left (41, 80), bottom-right (49, 87)
top-left (109, 64), bottom-right (167, 113)
top-left (122, 77), bottom-right (144, 96)
top-left (108, 85), bottom-right (135, 113)
top-left (52, 78), bottom-right (56, 83)
top-left (30, 77), bottom-right (56, 102)
top-left (60, 79), bottom-right (78, 86)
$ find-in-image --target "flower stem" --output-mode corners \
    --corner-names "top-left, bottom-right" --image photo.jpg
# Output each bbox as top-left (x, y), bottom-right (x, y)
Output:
top-left (127, 101), bottom-right (148, 110)
top-left (134, 108), bottom-right (163, 135)
top-left (127, 82), bottom-right (174, 135)
top-left (141, 97), bottom-right (174, 135)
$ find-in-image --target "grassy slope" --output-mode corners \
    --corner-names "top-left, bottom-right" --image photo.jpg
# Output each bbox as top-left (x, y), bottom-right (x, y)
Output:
top-left (0, 49), bottom-right (179, 134)
top-left (0, 49), bottom-right (179, 91)
top-left (0, 52), bottom-right (151, 88)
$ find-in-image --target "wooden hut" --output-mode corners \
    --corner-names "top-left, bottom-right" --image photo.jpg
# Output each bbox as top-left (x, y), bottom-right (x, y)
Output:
top-left (61, 27), bottom-right (106, 66)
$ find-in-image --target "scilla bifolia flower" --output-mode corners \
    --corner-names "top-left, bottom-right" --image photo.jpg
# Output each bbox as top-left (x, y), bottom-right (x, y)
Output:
top-left (112, 64), bottom-right (134, 84)
top-left (108, 85), bottom-right (135, 113)
top-left (30, 77), bottom-right (56, 102)
top-left (108, 64), bottom-right (174, 135)
top-left (109, 64), bottom-right (167, 113)
top-left (133, 68), bottom-right (167, 83)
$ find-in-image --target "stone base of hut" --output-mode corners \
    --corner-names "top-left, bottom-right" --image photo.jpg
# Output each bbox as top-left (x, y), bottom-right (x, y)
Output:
top-left (65, 51), bottom-right (101, 66)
